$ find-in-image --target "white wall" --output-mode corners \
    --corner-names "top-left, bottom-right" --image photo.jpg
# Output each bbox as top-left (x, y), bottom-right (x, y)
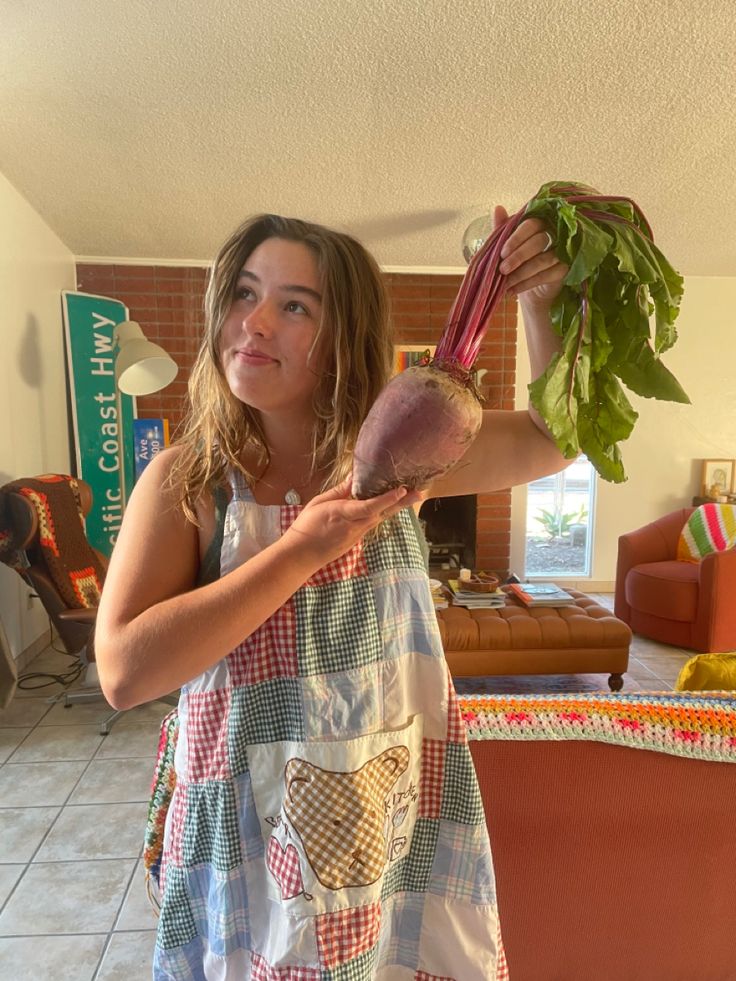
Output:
top-left (511, 278), bottom-right (736, 587)
top-left (0, 171), bottom-right (77, 662)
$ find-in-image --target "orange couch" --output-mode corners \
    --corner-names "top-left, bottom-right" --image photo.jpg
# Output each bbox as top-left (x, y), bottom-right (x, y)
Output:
top-left (615, 507), bottom-right (736, 652)
top-left (463, 691), bottom-right (736, 981)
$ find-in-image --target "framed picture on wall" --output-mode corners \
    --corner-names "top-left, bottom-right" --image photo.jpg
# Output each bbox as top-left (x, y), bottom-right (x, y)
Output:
top-left (701, 459), bottom-right (735, 497)
top-left (393, 345), bottom-right (436, 376)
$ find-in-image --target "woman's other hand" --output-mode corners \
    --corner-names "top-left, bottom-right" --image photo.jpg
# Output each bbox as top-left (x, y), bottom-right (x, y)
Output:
top-left (285, 477), bottom-right (422, 566)
top-left (495, 204), bottom-right (569, 308)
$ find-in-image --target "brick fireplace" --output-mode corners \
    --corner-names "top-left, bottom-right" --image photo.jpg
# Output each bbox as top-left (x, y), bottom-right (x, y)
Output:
top-left (75, 265), bottom-right (518, 577)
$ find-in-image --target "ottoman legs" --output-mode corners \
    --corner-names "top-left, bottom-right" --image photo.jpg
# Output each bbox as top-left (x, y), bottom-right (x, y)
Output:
top-left (608, 673), bottom-right (624, 692)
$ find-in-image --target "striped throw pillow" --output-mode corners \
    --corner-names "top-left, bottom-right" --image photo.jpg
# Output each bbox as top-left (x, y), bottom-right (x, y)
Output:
top-left (677, 503), bottom-right (736, 563)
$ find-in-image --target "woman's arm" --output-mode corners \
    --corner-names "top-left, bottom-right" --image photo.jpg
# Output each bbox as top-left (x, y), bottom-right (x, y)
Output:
top-left (423, 208), bottom-right (572, 499)
top-left (95, 449), bottom-right (419, 710)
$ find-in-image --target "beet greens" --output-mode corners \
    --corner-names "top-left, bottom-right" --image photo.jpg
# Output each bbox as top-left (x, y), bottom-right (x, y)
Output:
top-left (434, 180), bottom-right (688, 482)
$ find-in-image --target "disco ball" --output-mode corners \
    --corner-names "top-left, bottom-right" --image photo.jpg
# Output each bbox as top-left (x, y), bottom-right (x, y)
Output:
top-left (461, 213), bottom-right (494, 264)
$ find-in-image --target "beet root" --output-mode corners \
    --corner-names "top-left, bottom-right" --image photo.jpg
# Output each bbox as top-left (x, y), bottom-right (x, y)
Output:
top-left (351, 363), bottom-right (483, 499)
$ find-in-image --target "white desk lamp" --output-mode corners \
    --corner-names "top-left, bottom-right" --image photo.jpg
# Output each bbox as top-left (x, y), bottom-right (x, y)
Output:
top-left (114, 320), bottom-right (178, 505)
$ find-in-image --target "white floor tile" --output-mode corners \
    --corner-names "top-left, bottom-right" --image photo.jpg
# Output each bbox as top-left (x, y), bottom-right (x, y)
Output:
top-left (0, 807), bottom-right (59, 863)
top-left (0, 698), bottom-right (52, 728)
top-left (0, 858), bottom-right (134, 936)
top-left (69, 758), bottom-right (155, 805)
top-left (96, 929), bottom-right (157, 980)
top-left (0, 934), bottom-right (106, 980)
top-left (8, 724), bottom-right (104, 763)
top-left (0, 865), bottom-right (24, 907)
top-left (94, 722), bottom-right (161, 760)
top-left (0, 761), bottom-right (87, 807)
top-left (115, 859), bottom-right (159, 931)
top-left (0, 728), bottom-right (31, 764)
top-left (35, 802), bottom-right (148, 862)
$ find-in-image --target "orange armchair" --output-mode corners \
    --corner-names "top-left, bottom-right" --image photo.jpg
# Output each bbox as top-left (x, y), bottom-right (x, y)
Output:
top-left (615, 507), bottom-right (736, 652)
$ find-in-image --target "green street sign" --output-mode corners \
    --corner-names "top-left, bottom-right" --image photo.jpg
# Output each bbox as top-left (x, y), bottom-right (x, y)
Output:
top-left (62, 291), bottom-right (136, 557)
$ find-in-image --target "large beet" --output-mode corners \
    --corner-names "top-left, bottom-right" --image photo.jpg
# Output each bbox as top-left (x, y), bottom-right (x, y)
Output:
top-left (351, 363), bottom-right (482, 499)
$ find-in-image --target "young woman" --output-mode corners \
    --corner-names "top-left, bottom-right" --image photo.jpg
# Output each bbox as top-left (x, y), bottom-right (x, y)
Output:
top-left (96, 209), bottom-right (569, 980)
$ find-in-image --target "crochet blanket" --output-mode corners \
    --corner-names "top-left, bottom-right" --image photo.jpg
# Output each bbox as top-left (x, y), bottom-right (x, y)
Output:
top-left (0, 474), bottom-right (105, 608)
top-left (458, 691), bottom-right (736, 763)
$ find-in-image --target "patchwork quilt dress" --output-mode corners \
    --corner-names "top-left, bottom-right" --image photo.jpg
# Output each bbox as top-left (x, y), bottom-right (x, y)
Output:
top-left (153, 473), bottom-right (505, 980)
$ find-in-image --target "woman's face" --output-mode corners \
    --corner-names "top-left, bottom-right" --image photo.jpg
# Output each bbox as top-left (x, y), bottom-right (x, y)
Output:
top-left (219, 237), bottom-right (324, 420)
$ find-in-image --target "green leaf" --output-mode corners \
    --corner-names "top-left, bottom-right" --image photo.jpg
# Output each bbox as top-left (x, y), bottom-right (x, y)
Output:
top-left (528, 353), bottom-right (579, 458)
top-left (613, 340), bottom-right (690, 403)
top-left (519, 181), bottom-right (687, 482)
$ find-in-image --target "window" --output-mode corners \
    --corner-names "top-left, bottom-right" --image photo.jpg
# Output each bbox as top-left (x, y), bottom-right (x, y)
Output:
top-left (525, 456), bottom-right (596, 578)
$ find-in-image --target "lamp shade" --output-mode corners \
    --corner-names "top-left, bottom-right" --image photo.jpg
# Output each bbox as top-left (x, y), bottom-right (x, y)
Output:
top-left (114, 321), bottom-right (178, 395)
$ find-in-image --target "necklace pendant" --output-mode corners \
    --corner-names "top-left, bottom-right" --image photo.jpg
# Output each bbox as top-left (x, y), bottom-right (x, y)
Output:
top-left (284, 488), bottom-right (301, 505)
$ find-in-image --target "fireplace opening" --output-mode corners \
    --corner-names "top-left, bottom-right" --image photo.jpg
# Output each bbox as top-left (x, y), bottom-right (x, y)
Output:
top-left (418, 495), bottom-right (477, 573)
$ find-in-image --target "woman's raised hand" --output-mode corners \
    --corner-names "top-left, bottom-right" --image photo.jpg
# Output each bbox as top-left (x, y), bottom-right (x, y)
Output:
top-left (284, 477), bottom-right (422, 567)
top-left (494, 204), bottom-right (569, 307)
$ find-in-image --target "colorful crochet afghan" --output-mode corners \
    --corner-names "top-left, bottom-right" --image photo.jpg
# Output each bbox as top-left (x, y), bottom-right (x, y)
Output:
top-left (144, 708), bottom-right (180, 906)
top-left (676, 502), bottom-right (736, 563)
top-left (458, 691), bottom-right (736, 763)
top-left (0, 474), bottom-right (105, 607)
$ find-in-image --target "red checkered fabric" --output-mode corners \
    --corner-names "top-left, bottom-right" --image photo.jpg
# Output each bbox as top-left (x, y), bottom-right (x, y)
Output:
top-left (418, 738), bottom-right (445, 819)
top-left (316, 902), bottom-right (382, 969)
top-left (229, 600), bottom-right (298, 686)
top-left (250, 951), bottom-right (321, 980)
top-left (184, 688), bottom-right (231, 782)
top-left (165, 783), bottom-right (188, 873)
top-left (266, 836), bottom-right (304, 900)
top-left (445, 672), bottom-right (467, 744)
top-left (495, 921), bottom-right (509, 980)
top-left (280, 508), bottom-right (369, 586)
top-left (415, 971), bottom-right (456, 980)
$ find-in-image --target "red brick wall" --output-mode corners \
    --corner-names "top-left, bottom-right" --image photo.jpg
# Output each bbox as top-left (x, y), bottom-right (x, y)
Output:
top-left (76, 264), bottom-right (518, 574)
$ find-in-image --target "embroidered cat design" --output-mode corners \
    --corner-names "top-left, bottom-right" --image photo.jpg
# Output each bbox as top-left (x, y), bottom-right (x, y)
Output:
top-left (283, 745), bottom-right (410, 890)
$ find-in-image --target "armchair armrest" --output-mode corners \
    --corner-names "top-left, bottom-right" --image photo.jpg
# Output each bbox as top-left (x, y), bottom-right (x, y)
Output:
top-left (615, 508), bottom-right (694, 621)
top-left (58, 608), bottom-right (98, 625)
top-left (694, 547), bottom-right (736, 651)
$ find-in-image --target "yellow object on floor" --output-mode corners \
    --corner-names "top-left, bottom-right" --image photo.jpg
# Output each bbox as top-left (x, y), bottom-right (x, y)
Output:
top-left (675, 652), bottom-right (736, 691)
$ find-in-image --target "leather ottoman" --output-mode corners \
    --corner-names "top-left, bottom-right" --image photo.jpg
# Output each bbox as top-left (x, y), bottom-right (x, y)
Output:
top-left (436, 589), bottom-right (631, 690)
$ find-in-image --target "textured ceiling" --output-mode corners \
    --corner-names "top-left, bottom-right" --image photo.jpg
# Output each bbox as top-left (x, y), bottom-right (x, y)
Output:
top-left (1, 0), bottom-right (735, 274)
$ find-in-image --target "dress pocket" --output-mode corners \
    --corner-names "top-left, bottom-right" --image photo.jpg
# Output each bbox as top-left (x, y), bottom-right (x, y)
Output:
top-left (248, 714), bottom-right (423, 915)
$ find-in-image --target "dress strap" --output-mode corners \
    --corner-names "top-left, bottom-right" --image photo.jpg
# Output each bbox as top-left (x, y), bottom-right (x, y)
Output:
top-left (196, 483), bottom-right (229, 586)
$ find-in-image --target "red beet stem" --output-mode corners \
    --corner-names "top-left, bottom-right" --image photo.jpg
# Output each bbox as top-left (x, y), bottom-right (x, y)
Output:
top-left (433, 185), bottom-right (654, 377)
top-left (434, 207), bottom-right (525, 368)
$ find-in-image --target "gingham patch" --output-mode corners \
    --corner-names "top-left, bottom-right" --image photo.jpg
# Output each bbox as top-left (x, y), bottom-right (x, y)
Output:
top-left (415, 971), bottom-right (456, 980)
top-left (380, 818), bottom-right (439, 900)
top-left (445, 675), bottom-right (466, 745)
top-left (375, 891), bottom-right (423, 972)
top-left (267, 835), bottom-right (304, 899)
top-left (496, 922), bottom-right (510, 981)
top-left (284, 746), bottom-right (410, 889)
top-left (308, 542), bottom-right (370, 587)
top-left (295, 578), bottom-right (382, 677)
top-left (324, 945), bottom-right (378, 981)
top-left (441, 743), bottom-right (485, 825)
top-left (362, 511), bottom-right (428, 575)
top-left (316, 902), bottom-right (381, 968)
top-left (228, 678), bottom-right (305, 774)
top-left (418, 739), bottom-right (445, 819)
top-left (185, 687), bottom-right (232, 782)
top-left (185, 863), bottom-right (251, 956)
top-left (165, 782), bottom-right (188, 872)
top-left (250, 951), bottom-right (321, 980)
top-left (182, 781), bottom-right (242, 871)
top-left (228, 600), bottom-right (298, 686)
top-left (428, 822), bottom-right (496, 905)
top-left (156, 865), bottom-right (198, 949)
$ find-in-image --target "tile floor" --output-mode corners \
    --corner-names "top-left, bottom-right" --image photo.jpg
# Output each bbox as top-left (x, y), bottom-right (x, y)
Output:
top-left (0, 594), bottom-right (693, 979)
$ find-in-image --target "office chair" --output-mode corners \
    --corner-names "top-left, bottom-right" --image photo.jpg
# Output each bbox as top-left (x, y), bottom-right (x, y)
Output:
top-left (0, 473), bottom-right (176, 733)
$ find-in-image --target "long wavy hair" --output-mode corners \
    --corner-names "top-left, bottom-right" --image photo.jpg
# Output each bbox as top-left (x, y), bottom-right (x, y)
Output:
top-left (168, 214), bottom-right (393, 520)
